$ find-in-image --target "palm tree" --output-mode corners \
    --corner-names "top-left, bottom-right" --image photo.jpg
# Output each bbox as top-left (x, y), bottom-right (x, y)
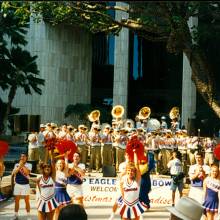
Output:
top-left (0, 2), bottom-right (45, 134)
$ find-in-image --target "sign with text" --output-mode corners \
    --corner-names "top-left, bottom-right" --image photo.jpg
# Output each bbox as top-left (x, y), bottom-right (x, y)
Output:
top-left (83, 176), bottom-right (174, 206)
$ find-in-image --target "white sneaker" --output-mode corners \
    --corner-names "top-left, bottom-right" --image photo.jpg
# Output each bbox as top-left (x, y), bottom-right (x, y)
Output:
top-left (11, 215), bottom-right (18, 220)
top-left (27, 217), bottom-right (32, 220)
top-left (108, 214), bottom-right (115, 220)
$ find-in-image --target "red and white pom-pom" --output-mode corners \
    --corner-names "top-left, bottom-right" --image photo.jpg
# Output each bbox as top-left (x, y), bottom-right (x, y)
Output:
top-left (214, 143), bottom-right (220, 160)
top-left (55, 140), bottom-right (77, 162)
top-left (126, 135), bottom-right (146, 162)
top-left (0, 140), bottom-right (9, 157)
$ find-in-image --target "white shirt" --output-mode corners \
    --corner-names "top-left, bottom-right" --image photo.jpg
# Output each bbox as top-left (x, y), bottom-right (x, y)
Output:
top-left (28, 133), bottom-right (38, 149)
top-left (167, 158), bottom-right (183, 175)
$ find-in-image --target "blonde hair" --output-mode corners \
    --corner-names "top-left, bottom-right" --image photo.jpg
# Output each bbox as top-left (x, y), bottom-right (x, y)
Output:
top-left (56, 159), bottom-right (65, 171)
top-left (126, 162), bottom-right (137, 178)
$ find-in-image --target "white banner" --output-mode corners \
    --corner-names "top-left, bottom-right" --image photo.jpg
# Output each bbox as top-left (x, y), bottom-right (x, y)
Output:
top-left (83, 176), bottom-right (174, 206)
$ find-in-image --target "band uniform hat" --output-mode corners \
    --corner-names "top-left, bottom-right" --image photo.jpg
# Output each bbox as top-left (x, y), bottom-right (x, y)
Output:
top-left (166, 197), bottom-right (203, 220)
top-left (93, 124), bottom-right (101, 130)
top-left (51, 122), bottom-right (57, 128)
top-left (67, 125), bottom-right (74, 130)
top-left (161, 116), bottom-right (166, 120)
top-left (104, 124), bottom-right (111, 129)
top-left (40, 124), bottom-right (46, 128)
top-left (78, 124), bottom-right (85, 130)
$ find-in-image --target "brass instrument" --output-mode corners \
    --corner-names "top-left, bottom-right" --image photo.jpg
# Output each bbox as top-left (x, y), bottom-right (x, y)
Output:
top-left (138, 106), bottom-right (151, 120)
top-left (88, 110), bottom-right (100, 122)
top-left (169, 107), bottom-right (180, 120)
top-left (111, 105), bottom-right (124, 119)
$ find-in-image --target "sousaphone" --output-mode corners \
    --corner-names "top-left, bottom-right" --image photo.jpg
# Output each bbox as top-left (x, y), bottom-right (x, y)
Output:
top-left (88, 110), bottom-right (100, 122)
top-left (169, 107), bottom-right (180, 120)
top-left (111, 105), bottom-right (124, 119)
top-left (138, 106), bottom-right (151, 120)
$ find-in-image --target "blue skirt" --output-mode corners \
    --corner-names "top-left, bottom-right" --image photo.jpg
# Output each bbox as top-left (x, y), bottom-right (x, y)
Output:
top-left (203, 188), bottom-right (218, 213)
top-left (55, 187), bottom-right (71, 205)
top-left (0, 192), bottom-right (6, 202)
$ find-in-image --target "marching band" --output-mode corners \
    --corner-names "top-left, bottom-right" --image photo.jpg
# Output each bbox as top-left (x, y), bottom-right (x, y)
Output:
top-left (24, 105), bottom-right (217, 175)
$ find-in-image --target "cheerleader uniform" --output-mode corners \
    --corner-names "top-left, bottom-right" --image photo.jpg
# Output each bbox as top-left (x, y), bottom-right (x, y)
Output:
top-left (37, 176), bottom-right (59, 213)
top-left (118, 176), bottom-right (147, 219)
top-left (54, 171), bottom-right (71, 205)
top-left (13, 162), bottom-right (32, 196)
top-left (66, 163), bottom-right (85, 198)
top-left (203, 177), bottom-right (220, 213)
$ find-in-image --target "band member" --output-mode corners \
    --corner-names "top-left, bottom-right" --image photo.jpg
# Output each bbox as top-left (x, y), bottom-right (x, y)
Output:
top-left (37, 124), bottom-right (46, 163)
top-left (88, 125), bottom-right (102, 172)
top-left (171, 118), bottom-right (180, 132)
top-left (11, 152), bottom-right (32, 220)
top-left (160, 116), bottom-right (168, 129)
top-left (75, 125), bottom-right (89, 166)
top-left (101, 125), bottom-right (113, 167)
top-left (44, 123), bottom-right (57, 163)
top-left (58, 124), bottom-right (68, 140)
top-left (115, 128), bottom-right (129, 171)
top-left (27, 130), bottom-right (38, 162)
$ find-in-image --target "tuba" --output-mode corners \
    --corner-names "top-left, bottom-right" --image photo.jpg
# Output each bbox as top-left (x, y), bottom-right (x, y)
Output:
top-left (169, 107), bottom-right (180, 120)
top-left (138, 106), bottom-right (151, 120)
top-left (111, 105), bottom-right (124, 119)
top-left (88, 110), bottom-right (100, 122)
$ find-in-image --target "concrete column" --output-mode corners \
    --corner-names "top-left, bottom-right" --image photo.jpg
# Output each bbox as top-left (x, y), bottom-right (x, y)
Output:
top-left (181, 16), bottom-right (198, 128)
top-left (113, 2), bottom-right (129, 118)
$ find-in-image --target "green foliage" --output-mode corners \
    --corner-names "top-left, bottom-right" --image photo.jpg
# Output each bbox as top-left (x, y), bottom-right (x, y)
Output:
top-left (0, 2), bottom-right (45, 133)
top-left (0, 2), bottom-right (44, 94)
top-left (65, 103), bottom-right (112, 123)
top-left (31, 2), bottom-right (121, 35)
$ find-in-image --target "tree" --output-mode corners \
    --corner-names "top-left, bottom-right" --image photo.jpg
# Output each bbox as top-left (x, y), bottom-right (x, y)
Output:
top-left (0, 2), bottom-right (45, 134)
top-left (27, 1), bottom-right (220, 117)
top-left (2, 1), bottom-right (220, 118)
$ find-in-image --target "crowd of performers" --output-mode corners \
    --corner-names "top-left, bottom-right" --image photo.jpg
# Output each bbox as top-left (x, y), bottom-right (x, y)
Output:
top-left (1, 105), bottom-right (220, 220)
top-left (25, 114), bottom-right (217, 176)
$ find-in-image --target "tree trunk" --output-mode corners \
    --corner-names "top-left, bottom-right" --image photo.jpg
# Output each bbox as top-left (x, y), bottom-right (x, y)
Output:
top-left (183, 46), bottom-right (220, 118)
top-left (2, 86), bottom-right (17, 134)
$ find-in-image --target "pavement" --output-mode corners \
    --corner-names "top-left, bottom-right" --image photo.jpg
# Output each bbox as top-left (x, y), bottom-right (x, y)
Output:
top-left (0, 172), bottom-right (176, 220)
top-left (0, 198), bottom-right (171, 220)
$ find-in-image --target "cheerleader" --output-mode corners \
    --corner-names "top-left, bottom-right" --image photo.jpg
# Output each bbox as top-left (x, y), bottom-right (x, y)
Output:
top-left (53, 158), bottom-right (71, 220)
top-left (66, 152), bottom-right (86, 206)
top-left (12, 153), bottom-right (32, 220)
top-left (203, 164), bottom-right (220, 220)
top-left (118, 150), bottom-right (147, 220)
top-left (36, 151), bottom-right (59, 220)
top-left (0, 156), bottom-right (6, 202)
